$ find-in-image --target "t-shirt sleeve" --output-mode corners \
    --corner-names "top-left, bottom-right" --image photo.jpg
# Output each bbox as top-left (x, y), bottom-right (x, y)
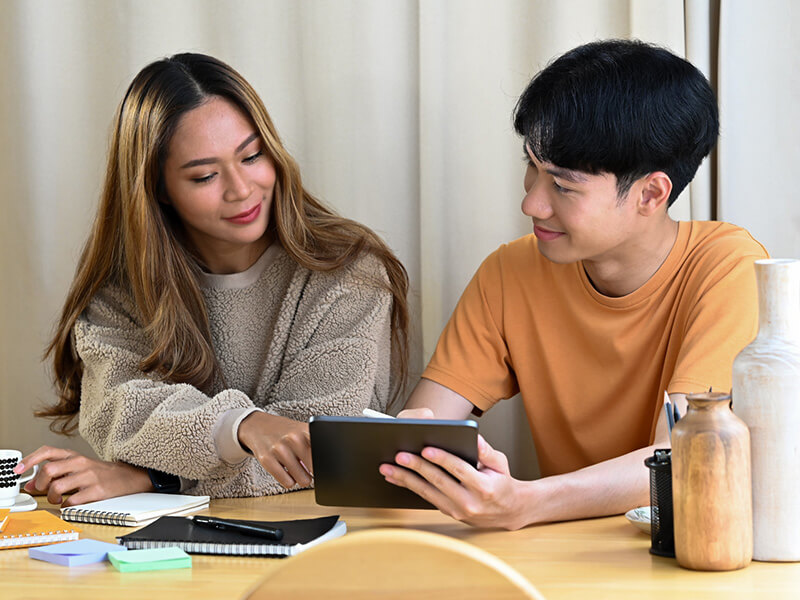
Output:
top-left (422, 249), bottom-right (519, 410)
top-left (668, 244), bottom-right (768, 394)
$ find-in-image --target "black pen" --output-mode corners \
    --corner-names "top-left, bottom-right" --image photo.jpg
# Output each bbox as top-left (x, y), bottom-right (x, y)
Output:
top-left (191, 516), bottom-right (284, 541)
top-left (664, 394), bottom-right (674, 434)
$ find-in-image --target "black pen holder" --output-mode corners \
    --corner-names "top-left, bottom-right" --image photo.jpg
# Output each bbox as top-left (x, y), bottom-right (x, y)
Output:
top-left (644, 448), bottom-right (675, 558)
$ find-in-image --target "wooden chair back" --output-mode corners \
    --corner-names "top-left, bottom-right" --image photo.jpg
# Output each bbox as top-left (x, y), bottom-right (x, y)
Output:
top-left (244, 527), bottom-right (545, 599)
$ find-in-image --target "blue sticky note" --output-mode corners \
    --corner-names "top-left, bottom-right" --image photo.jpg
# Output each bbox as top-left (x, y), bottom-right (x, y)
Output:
top-left (107, 547), bottom-right (191, 572)
top-left (28, 539), bottom-right (127, 567)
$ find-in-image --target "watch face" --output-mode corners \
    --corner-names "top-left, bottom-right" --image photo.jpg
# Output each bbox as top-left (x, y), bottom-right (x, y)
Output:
top-left (148, 469), bottom-right (180, 493)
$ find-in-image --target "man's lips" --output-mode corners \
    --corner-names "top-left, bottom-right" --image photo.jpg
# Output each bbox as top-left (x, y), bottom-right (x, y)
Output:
top-left (224, 203), bottom-right (261, 224)
top-left (533, 224), bottom-right (565, 241)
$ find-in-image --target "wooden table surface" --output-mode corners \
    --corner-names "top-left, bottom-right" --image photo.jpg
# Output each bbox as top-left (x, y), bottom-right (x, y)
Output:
top-left (2, 490), bottom-right (798, 599)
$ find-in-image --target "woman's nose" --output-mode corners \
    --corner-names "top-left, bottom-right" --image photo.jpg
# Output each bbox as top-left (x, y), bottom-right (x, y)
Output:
top-left (223, 167), bottom-right (253, 202)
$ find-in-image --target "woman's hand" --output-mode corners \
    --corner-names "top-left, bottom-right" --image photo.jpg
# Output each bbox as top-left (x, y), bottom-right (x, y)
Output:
top-left (237, 412), bottom-right (313, 489)
top-left (396, 407), bottom-right (435, 419)
top-left (14, 446), bottom-right (154, 506)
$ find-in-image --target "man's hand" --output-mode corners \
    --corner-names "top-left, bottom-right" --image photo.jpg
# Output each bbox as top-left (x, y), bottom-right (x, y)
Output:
top-left (15, 446), bottom-right (153, 506)
top-left (238, 412), bottom-right (313, 489)
top-left (380, 434), bottom-right (530, 530)
top-left (389, 384), bottom-right (680, 527)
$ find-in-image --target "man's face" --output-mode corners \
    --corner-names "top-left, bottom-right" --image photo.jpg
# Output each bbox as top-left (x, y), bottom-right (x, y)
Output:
top-left (521, 145), bottom-right (640, 266)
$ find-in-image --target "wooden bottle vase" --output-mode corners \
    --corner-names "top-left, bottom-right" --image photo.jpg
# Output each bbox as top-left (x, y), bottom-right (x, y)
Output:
top-left (671, 392), bottom-right (752, 571)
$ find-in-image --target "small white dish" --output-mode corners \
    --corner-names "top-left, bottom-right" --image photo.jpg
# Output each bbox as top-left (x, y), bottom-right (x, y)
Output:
top-left (625, 506), bottom-right (651, 534)
top-left (1, 493), bottom-right (37, 513)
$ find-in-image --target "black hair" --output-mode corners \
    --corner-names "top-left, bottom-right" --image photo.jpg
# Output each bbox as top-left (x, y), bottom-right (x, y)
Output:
top-left (513, 39), bottom-right (719, 206)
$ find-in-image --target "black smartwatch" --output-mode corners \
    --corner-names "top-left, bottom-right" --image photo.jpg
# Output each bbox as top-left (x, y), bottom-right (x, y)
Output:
top-left (147, 468), bottom-right (181, 493)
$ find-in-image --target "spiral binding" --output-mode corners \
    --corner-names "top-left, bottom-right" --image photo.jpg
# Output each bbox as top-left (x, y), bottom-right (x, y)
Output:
top-left (122, 539), bottom-right (287, 556)
top-left (61, 508), bottom-right (135, 526)
top-left (0, 528), bottom-right (79, 548)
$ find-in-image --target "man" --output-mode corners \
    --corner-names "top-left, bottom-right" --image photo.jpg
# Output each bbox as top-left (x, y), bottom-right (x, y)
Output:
top-left (380, 39), bottom-right (768, 529)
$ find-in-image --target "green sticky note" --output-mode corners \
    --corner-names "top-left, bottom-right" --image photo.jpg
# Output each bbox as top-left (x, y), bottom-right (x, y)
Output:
top-left (107, 547), bottom-right (192, 572)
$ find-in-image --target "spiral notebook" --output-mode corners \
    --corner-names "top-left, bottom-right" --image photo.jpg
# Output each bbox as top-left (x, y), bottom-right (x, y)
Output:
top-left (0, 510), bottom-right (81, 549)
top-left (116, 515), bottom-right (346, 557)
top-left (60, 493), bottom-right (210, 527)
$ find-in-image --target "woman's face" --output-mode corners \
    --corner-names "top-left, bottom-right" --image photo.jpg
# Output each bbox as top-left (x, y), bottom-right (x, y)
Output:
top-left (162, 96), bottom-right (276, 274)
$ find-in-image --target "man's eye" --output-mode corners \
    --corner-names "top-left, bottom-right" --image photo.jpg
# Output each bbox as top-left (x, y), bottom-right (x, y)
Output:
top-left (553, 181), bottom-right (569, 194)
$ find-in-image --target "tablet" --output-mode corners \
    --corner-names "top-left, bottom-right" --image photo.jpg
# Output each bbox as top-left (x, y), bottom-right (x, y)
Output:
top-left (309, 416), bottom-right (479, 509)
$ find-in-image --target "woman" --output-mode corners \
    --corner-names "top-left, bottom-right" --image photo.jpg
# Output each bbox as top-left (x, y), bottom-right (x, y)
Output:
top-left (16, 53), bottom-right (409, 506)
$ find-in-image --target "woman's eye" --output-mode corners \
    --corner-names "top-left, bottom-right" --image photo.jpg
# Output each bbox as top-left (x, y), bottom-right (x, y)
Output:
top-left (191, 173), bottom-right (216, 184)
top-left (243, 150), bottom-right (263, 163)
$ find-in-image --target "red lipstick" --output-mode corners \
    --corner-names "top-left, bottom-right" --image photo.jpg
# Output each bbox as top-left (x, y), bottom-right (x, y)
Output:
top-left (224, 203), bottom-right (261, 225)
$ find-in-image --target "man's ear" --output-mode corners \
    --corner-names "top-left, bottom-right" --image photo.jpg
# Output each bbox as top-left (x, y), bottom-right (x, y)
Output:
top-left (637, 172), bottom-right (672, 216)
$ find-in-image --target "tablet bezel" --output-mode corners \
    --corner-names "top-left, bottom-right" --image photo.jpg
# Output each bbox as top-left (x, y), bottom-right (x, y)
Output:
top-left (309, 416), bottom-right (479, 510)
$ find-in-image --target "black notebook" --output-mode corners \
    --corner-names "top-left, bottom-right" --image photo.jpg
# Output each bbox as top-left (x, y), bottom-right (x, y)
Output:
top-left (116, 515), bottom-right (345, 557)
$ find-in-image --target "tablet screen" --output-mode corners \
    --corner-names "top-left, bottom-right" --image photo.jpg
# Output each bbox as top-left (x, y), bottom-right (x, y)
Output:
top-left (309, 416), bottom-right (478, 509)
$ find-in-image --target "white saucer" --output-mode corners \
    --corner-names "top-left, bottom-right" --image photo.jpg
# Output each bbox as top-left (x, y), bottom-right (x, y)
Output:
top-left (624, 506), bottom-right (651, 534)
top-left (0, 493), bottom-right (37, 513)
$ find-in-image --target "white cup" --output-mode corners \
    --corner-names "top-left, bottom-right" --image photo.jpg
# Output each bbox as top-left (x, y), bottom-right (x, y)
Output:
top-left (0, 449), bottom-right (38, 507)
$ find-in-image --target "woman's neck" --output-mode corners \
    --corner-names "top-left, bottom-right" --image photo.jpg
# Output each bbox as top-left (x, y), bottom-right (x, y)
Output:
top-left (196, 233), bottom-right (273, 275)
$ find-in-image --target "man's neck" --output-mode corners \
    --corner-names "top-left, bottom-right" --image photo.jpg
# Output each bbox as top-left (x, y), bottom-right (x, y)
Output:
top-left (583, 218), bottom-right (680, 297)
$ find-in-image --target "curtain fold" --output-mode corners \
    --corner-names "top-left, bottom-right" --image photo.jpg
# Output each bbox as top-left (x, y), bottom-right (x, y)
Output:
top-left (716, 0), bottom-right (800, 259)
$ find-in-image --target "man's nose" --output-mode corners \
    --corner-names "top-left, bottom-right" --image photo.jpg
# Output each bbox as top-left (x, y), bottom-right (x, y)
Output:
top-left (521, 181), bottom-right (553, 220)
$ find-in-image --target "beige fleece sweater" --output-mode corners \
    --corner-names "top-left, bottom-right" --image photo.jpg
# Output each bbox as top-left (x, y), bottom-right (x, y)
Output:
top-left (75, 243), bottom-right (392, 498)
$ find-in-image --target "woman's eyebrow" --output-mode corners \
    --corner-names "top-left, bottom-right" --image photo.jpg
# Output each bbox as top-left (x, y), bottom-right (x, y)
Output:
top-left (180, 132), bottom-right (259, 168)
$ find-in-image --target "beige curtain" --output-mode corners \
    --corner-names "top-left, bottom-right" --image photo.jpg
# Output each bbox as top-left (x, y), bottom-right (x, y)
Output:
top-left (1, 0), bottom-right (795, 480)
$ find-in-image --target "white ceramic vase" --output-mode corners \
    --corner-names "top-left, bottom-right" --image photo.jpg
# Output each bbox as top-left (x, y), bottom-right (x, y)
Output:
top-left (732, 258), bottom-right (800, 561)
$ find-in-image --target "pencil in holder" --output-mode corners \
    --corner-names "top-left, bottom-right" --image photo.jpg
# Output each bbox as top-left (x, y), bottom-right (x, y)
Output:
top-left (644, 448), bottom-right (675, 558)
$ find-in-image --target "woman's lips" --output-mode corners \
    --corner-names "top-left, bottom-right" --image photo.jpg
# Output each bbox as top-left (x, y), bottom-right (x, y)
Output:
top-left (533, 224), bottom-right (565, 241)
top-left (224, 203), bottom-right (261, 224)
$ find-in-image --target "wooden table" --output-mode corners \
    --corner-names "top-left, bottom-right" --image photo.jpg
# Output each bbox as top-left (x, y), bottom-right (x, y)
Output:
top-left (2, 490), bottom-right (798, 599)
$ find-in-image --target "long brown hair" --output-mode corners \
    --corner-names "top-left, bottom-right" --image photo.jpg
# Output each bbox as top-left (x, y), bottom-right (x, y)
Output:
top-left (39, 53), bottom-right (409, 434)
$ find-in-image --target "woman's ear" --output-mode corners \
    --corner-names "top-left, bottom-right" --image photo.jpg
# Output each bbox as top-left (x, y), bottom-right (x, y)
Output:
top-left (157, 181), bottom-right (171, 205)
top-left (637, 172), bottom-right (672, 216)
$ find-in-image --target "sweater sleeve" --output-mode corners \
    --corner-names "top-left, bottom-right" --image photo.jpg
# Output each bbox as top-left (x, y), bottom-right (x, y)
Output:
top-left (262, 252), bottom-right (393, 421)
top-left (75, 286), bottom-right (256, 484)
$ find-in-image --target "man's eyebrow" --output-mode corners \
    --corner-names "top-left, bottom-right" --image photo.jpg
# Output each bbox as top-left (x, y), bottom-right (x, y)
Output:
top-left (523, 143), bottom-right (589, 183)
top-left (545, 166), bottom-right (589, 184)
top-left (180, 132), bottom-right (259, 168)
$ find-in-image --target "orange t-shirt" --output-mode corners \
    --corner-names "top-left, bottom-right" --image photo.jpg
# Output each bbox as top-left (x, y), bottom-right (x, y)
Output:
top-left (422, 221), bottom-right (768, 477)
